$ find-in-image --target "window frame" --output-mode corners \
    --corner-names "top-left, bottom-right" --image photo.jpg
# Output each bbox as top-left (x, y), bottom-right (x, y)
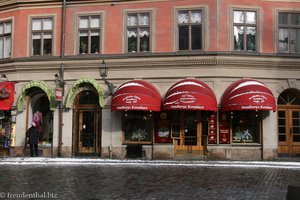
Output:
top-left (77, 14), bottom-right (102, 55)
top-left (232, 9), bottom-right (258, 52)
top-left (277, 11), bottom-right (300, 54)
top-left (125, 11), bottom-right (152, 53)
top-left (30, 17), bottom-right (54, 56)
top-left (0, 20), bottom-right (12, 59)
top-left (176, 8), bottom-right (204, 52)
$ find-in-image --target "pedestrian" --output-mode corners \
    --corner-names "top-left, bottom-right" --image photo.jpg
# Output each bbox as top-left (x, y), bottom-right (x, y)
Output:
top-left (26, 122), bottom-right (39, 157)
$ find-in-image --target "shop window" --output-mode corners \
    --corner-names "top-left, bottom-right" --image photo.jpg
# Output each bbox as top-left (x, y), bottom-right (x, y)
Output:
top-left (231, 111), bottom-right (260, 144)
top-left (78, 15), bottom-right (101, 54)
top-left (0, 21), bottom-right (11, 59)
top-left (233, 10), bottom-right (257, 51)
top-left (126, 12), bottom-right (151, 53)
top-left (31, 18), bottom-right (53, 56)
top-left (278, 12), bottom-right (300, 53)
top-left (123, 111), bottom-right (153, 144)
top-left (177, 9), bottom-right (203, 51)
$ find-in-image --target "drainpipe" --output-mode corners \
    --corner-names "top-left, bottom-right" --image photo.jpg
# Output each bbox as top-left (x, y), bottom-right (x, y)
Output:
top-left (57, 0), bottom-right (66, 157)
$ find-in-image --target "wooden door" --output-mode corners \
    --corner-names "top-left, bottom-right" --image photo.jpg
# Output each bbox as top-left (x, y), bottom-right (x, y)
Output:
top-left (78, 110), bottom-right (96, 154)
top-left (174, 111), bottom-right (204, 155)
top-left (278, 109), bottom-right (300, 156)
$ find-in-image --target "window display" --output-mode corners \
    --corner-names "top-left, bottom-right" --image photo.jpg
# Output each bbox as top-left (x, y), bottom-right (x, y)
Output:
top-left (123, 111), bottom-right (153, 143)
top-left (231, 111), bottom-right (260, 144)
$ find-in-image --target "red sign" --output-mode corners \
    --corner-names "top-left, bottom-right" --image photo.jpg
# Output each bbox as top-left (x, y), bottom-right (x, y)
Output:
top-left (0, 82), bottom-right (14, 110)
top-left (55, 88), bottom-right (63, 101)
top-left (208, 113), bottom-right (217, 144)
top-left (219, 112), bottom-right (230, 144)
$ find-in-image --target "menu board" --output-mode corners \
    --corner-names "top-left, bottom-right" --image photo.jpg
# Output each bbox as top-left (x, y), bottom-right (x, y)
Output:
top-left (219, 112), bottom-right (230, 144)
top-left (208, 113), bottom-right (217, 144)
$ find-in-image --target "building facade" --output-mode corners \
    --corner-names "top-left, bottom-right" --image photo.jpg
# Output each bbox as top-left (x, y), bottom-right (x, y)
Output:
top-left (0, 0), bottom-right (300, 160)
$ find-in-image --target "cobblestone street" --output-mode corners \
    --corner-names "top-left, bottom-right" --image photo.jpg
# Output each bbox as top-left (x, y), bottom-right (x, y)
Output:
top-left (0, 158), bottom-right (299, 199)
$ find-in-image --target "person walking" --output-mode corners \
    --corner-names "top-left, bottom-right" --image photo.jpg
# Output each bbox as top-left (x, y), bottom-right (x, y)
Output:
top-left (26, 122), bottom-right (39, 157)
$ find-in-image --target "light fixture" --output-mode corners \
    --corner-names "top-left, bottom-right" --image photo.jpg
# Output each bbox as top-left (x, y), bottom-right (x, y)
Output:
top-left (99, 60), bottom-right (115, 95)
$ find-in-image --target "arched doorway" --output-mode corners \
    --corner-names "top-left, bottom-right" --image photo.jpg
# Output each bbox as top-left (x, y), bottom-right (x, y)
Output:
top-left (72, 90), bottom-right (101, 156)
top-left (278, 89), bottom-right (300, 157)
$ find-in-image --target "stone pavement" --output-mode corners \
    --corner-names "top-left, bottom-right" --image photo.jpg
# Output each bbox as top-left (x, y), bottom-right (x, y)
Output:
top-left (0, 158), bottom-right (299, 200)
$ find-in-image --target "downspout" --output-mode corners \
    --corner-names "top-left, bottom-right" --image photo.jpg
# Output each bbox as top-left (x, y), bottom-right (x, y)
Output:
top-left (58, 0), bottom-right (66, 157)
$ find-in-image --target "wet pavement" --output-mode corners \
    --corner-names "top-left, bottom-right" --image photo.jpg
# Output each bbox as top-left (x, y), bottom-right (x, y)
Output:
top-left (0, 158), bottom-right (299, 200)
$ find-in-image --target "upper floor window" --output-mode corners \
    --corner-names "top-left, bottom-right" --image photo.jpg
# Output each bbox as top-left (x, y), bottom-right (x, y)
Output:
top-left (278, 12), bottom-right (300, 53)
top-left (79, 15), bottom-right (101, 54)
top-left (126, 12), bottom-right (150, 53)
top-left (31, 18), bottom-right (53, 56)
top-left (177, 9), bottom-right (202, 51)
top-left (0, 21), bottom-right (12, 59)
top-left (233, 10), bottom-right (257, 52)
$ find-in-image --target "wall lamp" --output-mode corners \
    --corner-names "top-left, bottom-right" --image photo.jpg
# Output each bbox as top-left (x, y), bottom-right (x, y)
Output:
top-left (99, 60), bottom-right (115, 95)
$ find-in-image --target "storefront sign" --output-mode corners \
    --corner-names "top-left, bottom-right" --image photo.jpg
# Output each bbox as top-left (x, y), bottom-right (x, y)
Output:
top-left (219, 112), bottom-right (230, 144)
top-left (0, 82), bottom-right (14, 110)
top-left (55, 88), bottom-right (63, 101)
top-left (208, 113), bottom-right (217, 144)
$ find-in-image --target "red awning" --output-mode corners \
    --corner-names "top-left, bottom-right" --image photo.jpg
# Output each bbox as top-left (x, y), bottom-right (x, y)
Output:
top-left (111, 80), bottom-right (161, 111)
top-left (221, 79), bottom-right (276, 111)
top-left (163, 79), bottom-right (217, 111)
top-left (0, 82), bottom-right (14, 110)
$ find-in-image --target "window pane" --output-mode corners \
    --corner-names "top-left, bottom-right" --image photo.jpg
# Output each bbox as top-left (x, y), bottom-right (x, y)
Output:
top-left (128, 38), bottom-right (137, 52)
top-left (79, 31), bottom-right (88, 54)
top-left (279, 135), bottom-right (286, 141)
top-left (293, 135), bottom-right (300, 142)
top-left (234, 26), bottom-right (244, 50)
top-left (32, 19), bottom-right (42, 30)
top-left (140, 35), bottom-right (149, 52)
top-left (32, 36), bottom-right (41, 55)
top-left (290, 29), bottom-right (300, 53)
top-left (178, 11), bottom-right (189, 24)
top-left (0, 24), bottom-right (3, 34)
top-left (293, 127), bottom-right (300, 134)
top-left (123, 111), bottom-right (153, 142)
top-left (139, 27), bottom-right (150, 51)
top-left (79, 17), bottom-right (89, 28)
top-left (291, 13), bottom-right (300, 25)
top-left (0, 38), bottom-right (3, 58)
top-left (279, 13), bottom-right (288, 25)
top-left (279, 126), bottom-right (286, 134)
top-left (190, 10), bottom-right (201, 23)
top-left (278, 28), bottom-right (289, 52)
top-left (232, 111), bottom-right (260, 143)
top-left (4, 36), bottom-right (11, 58)
top-left (127, 14), bottom-right (138, 26)
top-left (139, 13), bottom-right (150, 25)
top-left (4, 22), bottom-right (11, 33)
top-left (179, 26), bottom-right (189, 50)
top-left (234, 11), bottom-right (244, 23)
top-left (43, 38), bottom-right (52, 55)
top-left (191, 25), bottom-right (202, 50)
top-left (91, 32), bottom-right (99, 53)
top-left (246, 12), bottom-right (256, 24)
top-left (293, 111), bottom-right (299, 118)
top-left (91, 16), bottom-right (100, 28)
top-left (278, 111), bottom-right (286, 118)
top-left (246, 27), bottom-right (256, 51)
top-left (43, 18), bottom-right (53, 30)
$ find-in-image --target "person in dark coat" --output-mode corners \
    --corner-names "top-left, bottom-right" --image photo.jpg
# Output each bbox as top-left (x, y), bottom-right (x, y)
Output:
top-left (26, 122), bottom-right (39, 157)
